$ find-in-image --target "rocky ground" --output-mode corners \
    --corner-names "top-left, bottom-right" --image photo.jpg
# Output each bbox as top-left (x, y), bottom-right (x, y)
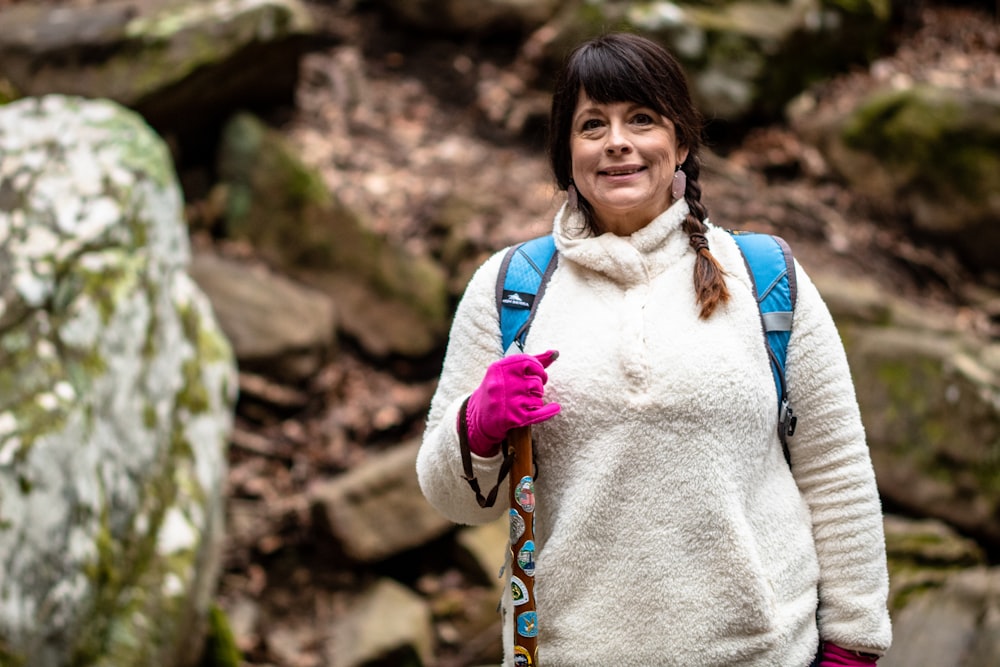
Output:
top-left (0, 0), bottom-right (982, 663)
top-left (0, 0), bottom-right (995, 665)
top-left (213, 3), bottom-right (1000, 666)
top-left (197, 3), bottom-right (999, 666)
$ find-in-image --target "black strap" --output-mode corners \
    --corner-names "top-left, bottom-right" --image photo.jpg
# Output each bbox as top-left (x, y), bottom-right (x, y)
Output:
top-left (458, 396), bottom-right (513, 508)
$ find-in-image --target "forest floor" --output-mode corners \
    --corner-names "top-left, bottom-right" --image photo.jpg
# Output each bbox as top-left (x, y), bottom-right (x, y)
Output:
top-left (0, 0), bottom-right (996, 665)
top-left (209, 3), bottom-right (1000, 666)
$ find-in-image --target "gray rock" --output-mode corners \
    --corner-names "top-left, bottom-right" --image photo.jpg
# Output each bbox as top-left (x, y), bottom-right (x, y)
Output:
top-left (882, 567), bottom-right (1000, 667)
top-left (791, 84), bottom-right (1000, 273)
top-left (307, 272), bottom-right (445, 359)
top-left (368, 0), bottom-right (562, 34)
top-left (0, 0), bottom-right (316, 137)
top-left (846, 325), bottom-right (1000, 552)
top-left (456, 515), bottom-right (509, 589)
top-left (883, 514), bottom-right (986, 614)
top-left (325, 578), bottom-right (435, 667)
top-left (0, 95), bottom-right (237, 667)
top-left (189, 251), bottom-right (337, 381)
top-left (527, 0), bottom-right (894, 123)
top-left (810, 273), bottom-right (1000, 556)
top-left (216, 112), bottom-right (451, 358)
top-left (309, 439), bottom-right (453, 562)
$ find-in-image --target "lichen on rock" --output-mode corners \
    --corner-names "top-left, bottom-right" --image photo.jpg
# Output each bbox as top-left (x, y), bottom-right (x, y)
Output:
top-left (0, 95), bottom-right (237, 667)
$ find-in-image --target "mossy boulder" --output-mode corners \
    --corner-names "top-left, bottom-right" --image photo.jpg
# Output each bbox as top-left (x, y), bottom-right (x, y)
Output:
top-left (883, 515), bottom-right (986, 615)
top-left (793, 85), bottom-right (1000, 272)
top-left (813, 274), bottom-right (1000, 555)
top-left (882, 512), bottom-right (997, 667)
top-left (366, 0), bottom-right (563, 34)
top-left (880, 565), bottom-right (1000, 667)
top-left (0, 0), bottom-right (315, 138)
top-left (0, 96), bottom-right (237, 667)
top-left (216, 112), bottom-right (450, 358)
top-left (535, 0), bottom-right (893, 123)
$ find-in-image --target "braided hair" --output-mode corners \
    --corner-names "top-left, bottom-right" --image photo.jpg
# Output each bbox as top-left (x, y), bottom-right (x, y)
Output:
top-left (547, 32), bottom-right (730, 318)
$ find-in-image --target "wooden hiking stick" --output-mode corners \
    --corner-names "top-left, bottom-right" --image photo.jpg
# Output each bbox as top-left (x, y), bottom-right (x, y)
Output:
top-left (508, 424), bottom-right (538, 665)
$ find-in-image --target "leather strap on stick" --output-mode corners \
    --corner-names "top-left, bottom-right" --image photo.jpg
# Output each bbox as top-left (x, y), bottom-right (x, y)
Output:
top-left (458, 398), bottom-right (513, 509)
top-left (508, 424), bottom-right (538, 664)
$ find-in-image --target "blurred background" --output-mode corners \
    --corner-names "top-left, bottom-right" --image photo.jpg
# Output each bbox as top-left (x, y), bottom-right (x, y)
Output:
top-left (1, 0), bottom-right (999, 666)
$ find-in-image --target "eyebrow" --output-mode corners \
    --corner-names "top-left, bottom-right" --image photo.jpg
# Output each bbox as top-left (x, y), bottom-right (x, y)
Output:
top-left (572, 104), bottom-right (602, 119)
top-left (574, 101), bottom-right (652, 118)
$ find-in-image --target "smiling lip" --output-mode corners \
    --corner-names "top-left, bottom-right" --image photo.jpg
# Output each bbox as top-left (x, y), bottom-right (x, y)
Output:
top-left (598, 164), bottom-right (646, 176)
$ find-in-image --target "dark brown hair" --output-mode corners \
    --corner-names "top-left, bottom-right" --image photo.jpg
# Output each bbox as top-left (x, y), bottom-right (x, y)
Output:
top-left (548, 32), bottom-right (729, 318)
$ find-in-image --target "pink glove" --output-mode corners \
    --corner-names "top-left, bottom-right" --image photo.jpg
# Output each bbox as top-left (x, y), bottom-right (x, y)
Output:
top-left (819, 642), bottom-right (878, 666)
top-left (463, 350), bottom-right (561, 457)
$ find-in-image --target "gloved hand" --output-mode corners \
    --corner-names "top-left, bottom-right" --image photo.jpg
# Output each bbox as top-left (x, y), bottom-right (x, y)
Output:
top-left (463, 350), bottom-right (561, 457)
top-left (819, 642), bottom-right (878, 666)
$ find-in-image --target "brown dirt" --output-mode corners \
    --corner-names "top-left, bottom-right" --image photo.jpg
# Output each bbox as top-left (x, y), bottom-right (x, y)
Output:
top-left (206, 3), bottom-right (1000, 666)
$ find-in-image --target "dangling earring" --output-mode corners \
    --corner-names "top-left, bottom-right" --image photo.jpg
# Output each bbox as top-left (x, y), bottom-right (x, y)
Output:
top-left (567, 181), bottom-right (579, 210)
top-left (671, 166), bottom-right (687, 201)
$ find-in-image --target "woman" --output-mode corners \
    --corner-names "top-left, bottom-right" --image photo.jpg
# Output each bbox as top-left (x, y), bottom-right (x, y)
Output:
top-left (417, 32), bottom-right (892, 666)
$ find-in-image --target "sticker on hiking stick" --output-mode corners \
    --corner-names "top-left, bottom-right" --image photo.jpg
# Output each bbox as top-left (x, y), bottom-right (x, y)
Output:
top-left (514, 476), bottom-right (535, 512)
top-left (517, 611), bottom-right (539, 638)
top-left (517, 540), bottom-right (536, 576)
top-left (511, 576), bottom-right (529, 606)
top-left (513, 645), bottom-right (533, 666)
top-left (509, 508), bottom-right (525, 543)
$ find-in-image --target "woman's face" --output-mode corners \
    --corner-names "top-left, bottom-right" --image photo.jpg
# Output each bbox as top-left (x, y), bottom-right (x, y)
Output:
top-left (570, 90), bottom-right (688, 236)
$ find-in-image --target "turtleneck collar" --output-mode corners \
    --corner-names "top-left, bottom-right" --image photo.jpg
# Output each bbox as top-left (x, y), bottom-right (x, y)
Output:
top-left (552, 197), bottom-right (693, 286)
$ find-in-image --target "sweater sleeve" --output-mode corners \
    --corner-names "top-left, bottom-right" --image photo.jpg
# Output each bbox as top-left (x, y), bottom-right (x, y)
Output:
top-left (416, 251), bottom-right (511, 526)
top-left (785, 261), bottom-right (893, 655)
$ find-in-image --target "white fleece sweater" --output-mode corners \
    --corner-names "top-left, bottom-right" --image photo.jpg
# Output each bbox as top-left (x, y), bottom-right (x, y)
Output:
top-left (417, 199), bottom-right (892, 666)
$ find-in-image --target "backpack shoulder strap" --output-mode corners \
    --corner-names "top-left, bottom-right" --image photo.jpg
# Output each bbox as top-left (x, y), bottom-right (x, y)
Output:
top-left (458, 236), bottom-right (555, 508)
top-left (729, 230), bottom-right (799, 458)
top-left (496, 235), bottom-right (559, 355)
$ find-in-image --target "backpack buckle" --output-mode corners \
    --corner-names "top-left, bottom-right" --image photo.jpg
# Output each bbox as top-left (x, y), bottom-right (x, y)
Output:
top-left (779, 399), bottom-right (797, 438)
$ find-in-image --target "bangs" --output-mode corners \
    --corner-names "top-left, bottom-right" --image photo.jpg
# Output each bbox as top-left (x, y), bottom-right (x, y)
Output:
top-left (571, 40), bottom-right (666, 114)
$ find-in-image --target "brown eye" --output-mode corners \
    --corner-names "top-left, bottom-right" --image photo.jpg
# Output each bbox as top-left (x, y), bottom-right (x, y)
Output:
top-left (581, 118), bottom-right (603, 131)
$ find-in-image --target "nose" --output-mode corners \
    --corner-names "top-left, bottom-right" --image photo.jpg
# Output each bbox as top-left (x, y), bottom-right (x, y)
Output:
top-left (605, 141), bottom-right (632, 156)
top-left (605, 125), bottom-right (632, 155)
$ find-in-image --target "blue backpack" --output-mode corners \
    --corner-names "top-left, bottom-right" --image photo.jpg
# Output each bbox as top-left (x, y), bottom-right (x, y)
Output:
top-left (496, 231), bottom-right (798, 459)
